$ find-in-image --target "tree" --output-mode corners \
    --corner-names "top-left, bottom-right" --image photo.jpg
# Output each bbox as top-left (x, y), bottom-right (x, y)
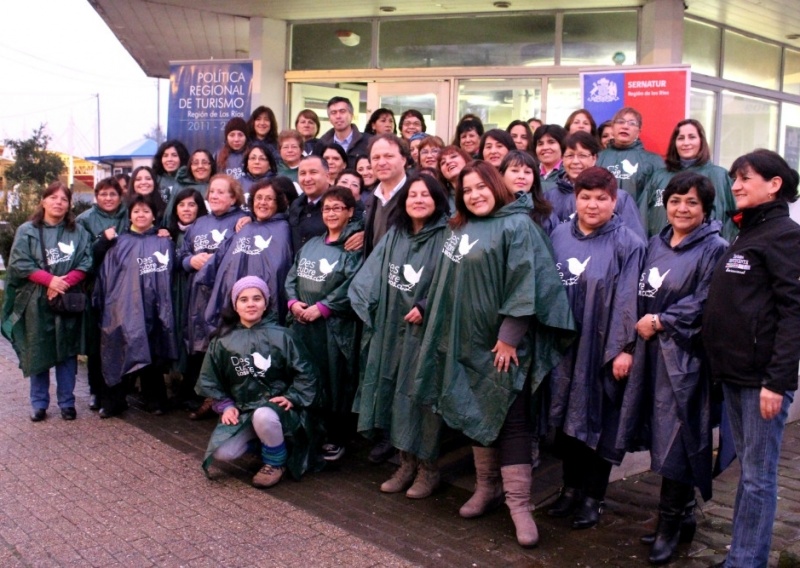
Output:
top-left (4, 125), bottom-right (65, 186)
top-left (143, 125), bottom-right (166, 145)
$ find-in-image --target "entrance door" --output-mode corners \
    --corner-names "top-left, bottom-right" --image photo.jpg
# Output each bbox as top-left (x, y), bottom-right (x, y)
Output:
top-left (367, 81), bottom-right (452, 143)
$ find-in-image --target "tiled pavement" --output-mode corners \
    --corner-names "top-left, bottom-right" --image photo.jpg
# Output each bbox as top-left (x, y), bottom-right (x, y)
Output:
top-left (1, 336), bottom-right (800, 567)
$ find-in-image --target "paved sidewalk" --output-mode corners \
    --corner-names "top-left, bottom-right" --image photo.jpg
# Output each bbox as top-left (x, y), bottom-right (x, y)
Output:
top-left (1, 336), bottom-right (800, 567)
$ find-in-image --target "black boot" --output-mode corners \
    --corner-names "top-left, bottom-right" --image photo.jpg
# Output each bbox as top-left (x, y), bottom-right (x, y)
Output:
top-left (648, 511), bottom-right (682, 564)
top-left (547, 487), bottom-right (583, 517)
top-left (647, 479), bottom-right (695, 564)
top-left (640, 500), bottom-right (696, 545)
top-left (571, 496), bottom-right (604, 529)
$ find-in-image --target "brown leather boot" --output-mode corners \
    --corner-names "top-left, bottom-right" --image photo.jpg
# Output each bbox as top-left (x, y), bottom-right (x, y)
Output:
top-left (459, 447), bottom-right (504, 518)
top-left (501, 464), bottom-right (539, 548)
top-left (380, 451), bottom-right (418, 493)
top-left (406, 460), bottom-right (440, 499)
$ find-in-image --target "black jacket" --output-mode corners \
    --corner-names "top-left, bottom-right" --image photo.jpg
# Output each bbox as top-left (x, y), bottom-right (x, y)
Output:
top-left (313, 126), bottom-right (372, 168)
top-left (288, 194), bottom-right (326, 252)
top-left (703, 201), bottom-right (800, 394)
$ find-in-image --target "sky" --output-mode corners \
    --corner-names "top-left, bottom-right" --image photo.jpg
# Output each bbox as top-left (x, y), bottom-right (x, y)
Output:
top-left (0, 0), bottom-right (169, 158)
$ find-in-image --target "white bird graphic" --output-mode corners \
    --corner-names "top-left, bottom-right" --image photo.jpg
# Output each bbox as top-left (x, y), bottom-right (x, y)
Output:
top-left (647, 267), bottom-right (670, 290)
top-left (621, 159), bottom-right (639, 175)
top-left (211, 229), bottom-right (227, 243)
top-left (458, 234), bottom-right (479, 256)
top-left (319, 258), bottom-right (338, 274)
top-left (253, 234), bottom-right (272, 250)
top-left (252, 351), bottom-right (271, 373)
top-left (153, 250), bottom-right (170, 265)
top-left (566, 256), bottom-right (591, 277)
top-left (403, 264), bottom-right (424, 285)
top-left (57, 241), bottom-right (74, 255)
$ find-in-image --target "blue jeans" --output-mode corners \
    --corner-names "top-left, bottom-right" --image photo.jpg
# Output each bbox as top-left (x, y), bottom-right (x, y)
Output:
top-left (723, 383), bottom-right (794, 568)
top-left (30, 357), bottom-right (77, 410)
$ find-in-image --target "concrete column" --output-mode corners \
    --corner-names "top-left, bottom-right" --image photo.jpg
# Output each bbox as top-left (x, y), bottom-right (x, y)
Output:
top-left (640, 0), bottom-right (685, 65)
top-left (249, 18), bottom-right (288, 128)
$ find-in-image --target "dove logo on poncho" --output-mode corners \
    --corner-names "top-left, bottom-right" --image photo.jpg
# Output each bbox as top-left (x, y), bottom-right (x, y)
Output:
top-left (387, 262), bottom-right (423, 292)
top-left (442, 231), bottom-right (479, 264)
top-left (556, 256), bottom-right (590, 286)
top-left (230, 352), bottom-right (271, 378)
top-left (296, 257), bottom-right (335, 282)
top-left (638, 266), bottom-right (670, 298)
top-left (44, 241), bottom-right (75, 266)
top-left (137, 250), bottom-right (170, 275)
top-left (232, 234), bottom-right (272, 256)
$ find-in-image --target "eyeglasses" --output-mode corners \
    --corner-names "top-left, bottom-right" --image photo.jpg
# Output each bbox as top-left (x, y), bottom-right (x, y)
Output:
top-left (97, 191), bottom-right (119, 199)
top-left (613, 119), bottom-right (640, 127)
top-left (420, 149), bottom-right (440, 157)
top-left (255, 195), bottom-right (276, 203)
top-left (191, 160), bottom-right (211, 166)
top-left (322, 205), bottom-right (348, 213)
top-left (248, 155), bottom-right (269, 162)
top-left (563, 153), bottom-right (594, 161)
top-left (281, 144), bottom-right (301, 150)
top-left (403, 120), bottom-right (422, 127)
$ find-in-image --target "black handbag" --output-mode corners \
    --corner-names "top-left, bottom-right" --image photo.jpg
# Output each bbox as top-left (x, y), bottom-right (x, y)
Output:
top-left (38, 225), bottom-right (86, 315)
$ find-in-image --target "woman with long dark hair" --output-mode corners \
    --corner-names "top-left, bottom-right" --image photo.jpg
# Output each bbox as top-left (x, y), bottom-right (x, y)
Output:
top-left (414, 161), bottom-right (574, 547)
top-left (350, 173), bottom-right (450, 497)
top-left (498, 150), bottom-right (557, 234)
top-left (247, 106), bottom-right (280, 165)
top-left (641, 119), bottom-right (736, 240)
top-left (152, 139), bottom-right (190, 203)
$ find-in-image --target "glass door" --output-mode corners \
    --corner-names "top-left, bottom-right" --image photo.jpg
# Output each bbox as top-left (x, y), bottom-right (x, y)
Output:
top-left (367, 81), bottom-right (452, 142)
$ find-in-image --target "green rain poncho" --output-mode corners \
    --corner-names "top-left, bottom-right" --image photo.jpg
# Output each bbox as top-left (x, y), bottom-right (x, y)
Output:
top-left (348, 217), bottom-right (447, 460)
top-left (196, 320), bottom-right (322, 479)
top-left (1, 221), bottom-right (93, 377)
top-left (285, 224), bottom-right (363, 414)
top-left (413, 195), bottom-right (575, 446)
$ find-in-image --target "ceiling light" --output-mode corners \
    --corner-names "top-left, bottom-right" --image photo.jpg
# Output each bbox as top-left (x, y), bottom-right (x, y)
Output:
top-left (493, 1), bottom-right (511, 8)
top-left (380, 6), bottom-right (397, 12)
top-left (336, 30), bottom-right (361, 47)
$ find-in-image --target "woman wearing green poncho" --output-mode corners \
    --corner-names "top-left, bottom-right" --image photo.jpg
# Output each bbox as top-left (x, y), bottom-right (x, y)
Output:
top-left (349, 173), bottom-right (450, 499)
top-left (285, 186), bottom-right (363, 462)
top-left (639, 119), bottom-right (737, 241)
top-left (2, 182), bottom-right (93, 422)
top-left (196, 276), bottom-right (322, 488)
top-left (414, 161), bottom-right (574, 548)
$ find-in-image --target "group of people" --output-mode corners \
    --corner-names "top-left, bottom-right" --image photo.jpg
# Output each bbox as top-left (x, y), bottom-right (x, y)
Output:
top-left (3, 96), bottom-right (800, 568)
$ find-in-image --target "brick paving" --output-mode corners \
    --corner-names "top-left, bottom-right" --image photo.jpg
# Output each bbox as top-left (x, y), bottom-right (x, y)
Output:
top-left (1, 335), bottom-right (799, 567)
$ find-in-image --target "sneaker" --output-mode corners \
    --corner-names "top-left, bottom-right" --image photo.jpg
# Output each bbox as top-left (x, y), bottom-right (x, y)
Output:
top-left (321, 443), bottom-right (345, 461)
top-left (252, 464), bottom-right (285, 488)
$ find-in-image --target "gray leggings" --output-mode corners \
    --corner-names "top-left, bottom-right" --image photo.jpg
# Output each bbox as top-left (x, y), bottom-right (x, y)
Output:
top-left (212, 406), bottom-right (284, 461)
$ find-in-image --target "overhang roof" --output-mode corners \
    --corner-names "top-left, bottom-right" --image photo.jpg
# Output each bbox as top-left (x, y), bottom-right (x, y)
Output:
top-left (89, 0), bottom-right (800, 78)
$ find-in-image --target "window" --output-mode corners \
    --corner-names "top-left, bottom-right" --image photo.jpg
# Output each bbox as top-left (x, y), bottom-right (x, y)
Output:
top-left (722, 30), bottom-right (781, 90)
top-left (546, 78), bottom-right (582, 126)
top-left (689, 88), bottom-right (717, 155)
top-left (683, 19), bottom-right (720, 77)
top-left (457, 79), bottom-right (543, 132)
top-left (291, 22), bottom-right (372, 70)
top-left (784, 49), bottom-right (800, 96)
top-left (719, 91), bottom-right (778, 168)
top-left (780, 102), bottom-right (800, 171)
top-left (562, 11), bottom-right (638, 66)
top-left (379, 15), bottom-right (556, 68)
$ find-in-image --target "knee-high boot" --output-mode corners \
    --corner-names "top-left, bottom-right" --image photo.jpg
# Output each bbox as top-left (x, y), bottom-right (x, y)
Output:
top-left (459, 447), bottom-right (504, 518)
top-left (501, 464), bottom-right (539, 548)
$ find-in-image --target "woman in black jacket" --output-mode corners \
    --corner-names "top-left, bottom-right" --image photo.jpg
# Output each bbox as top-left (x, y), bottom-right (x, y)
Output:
top-left (702, 149), bottom-right (800, 568)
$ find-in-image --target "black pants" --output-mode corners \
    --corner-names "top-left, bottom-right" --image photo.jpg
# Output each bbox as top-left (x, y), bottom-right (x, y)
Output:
top-left (483, 380), bottom-right (532, 467)
top-left (659, 477), bottom-right (695, 514)
top-left (558, 430), bottom-right (613, 501)
top-left (87, 353), bottom-right (103, 396)
top-left (176, 352), bottom-right (205, 402)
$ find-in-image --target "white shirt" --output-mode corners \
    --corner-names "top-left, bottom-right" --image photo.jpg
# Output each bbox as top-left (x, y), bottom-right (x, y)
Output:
top-left (374, 175), bottom-right (407, 206)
